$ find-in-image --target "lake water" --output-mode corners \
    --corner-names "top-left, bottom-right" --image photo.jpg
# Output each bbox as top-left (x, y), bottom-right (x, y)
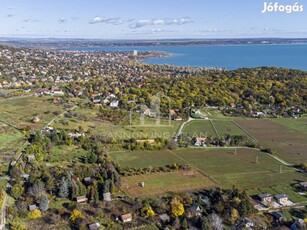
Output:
top-left (64, 44), bottom-right (307, 70)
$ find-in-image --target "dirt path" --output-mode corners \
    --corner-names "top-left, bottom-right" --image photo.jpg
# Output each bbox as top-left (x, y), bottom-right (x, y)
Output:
top-left (209, 119), bottom-right (220, 138)
top-left (232, 121), bottom-right (257, 141)
top-left (0, 187), bottom-right (8, 230)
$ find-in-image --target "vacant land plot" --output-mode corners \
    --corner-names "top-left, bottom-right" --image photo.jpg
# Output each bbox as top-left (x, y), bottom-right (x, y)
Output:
top-left (200, 107), bottom-right (243, 120)
top-left (110, 150), bottom-right (186, 169)
top-left (53, 107), bottom-right (181, 140)
top-left (0, 96), bottom-right (64, 130)
top-left (127, 117), bottom-right (182, 140)
top-left (200, 107), bottom-right (228, 119)
top-left (175, 148), bottom-right (281, 176)
top-left (211, 120), bottom-right (252, 139)
top-left (47, 145), bottom-right (89, 165)
top-left (0, 124), bottom-right (24, 162)
top-left (113, 148), bottom-right (306, 194)
top-left (236, 119), bottom-right (307, 164)
top-left (182, 120), bottom-right (217, 138)
top-left (272, 118), bottom-right (307, 135)
top-left (122, 171), bottom-right (216, 197)
top-left (175, 148), bottom-right (306, 189)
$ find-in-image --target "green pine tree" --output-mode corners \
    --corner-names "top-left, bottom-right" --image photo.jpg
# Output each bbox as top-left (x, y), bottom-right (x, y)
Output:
top-left (39, 194), bottom-right (49, 212)
top-left (58, 177), bottom-right (69, 198)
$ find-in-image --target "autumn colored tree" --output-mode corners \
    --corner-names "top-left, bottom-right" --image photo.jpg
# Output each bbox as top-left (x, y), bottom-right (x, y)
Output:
top-left (171, 198), bottom-right (185, 217)
top-left (146, 208), bottom-right (155, 217)
top-left (28, 209), bottom-right (42, 219)
top-left (10, 221), bottom-right (28, 230)
top-left (229, 208), bottom-right (240, 224)
top-left (69, 209), bottom-right (85, 222)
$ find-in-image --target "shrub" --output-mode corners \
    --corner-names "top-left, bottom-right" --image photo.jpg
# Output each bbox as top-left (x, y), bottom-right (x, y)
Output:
top-left (69, 209), bottom-right (85, 222)
top-left (28, 209), bottom-right (42, 219)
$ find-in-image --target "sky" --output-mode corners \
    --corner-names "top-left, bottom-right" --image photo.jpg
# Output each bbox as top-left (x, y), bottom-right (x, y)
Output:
top-left (1, 0), bottom-right (307, 39)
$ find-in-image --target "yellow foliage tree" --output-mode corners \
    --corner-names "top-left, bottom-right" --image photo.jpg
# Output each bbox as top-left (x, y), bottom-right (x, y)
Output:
top-left (229, 208), bottom-right (240, 224)
top-left (146, 208), bottom-right (156, 217)
top-left (0, 189), bottom-right (5, 206)
top-left (171, 201), bottom-right (184, 217)
top-left (69, 209), bottom-right (85, 222)
top-left (10, 221), bottom-right (28, 230)
top-left (28, 209), bottom-right (42, 219)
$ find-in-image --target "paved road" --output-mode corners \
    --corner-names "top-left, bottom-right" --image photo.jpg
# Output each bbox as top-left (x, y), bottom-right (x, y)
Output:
top-left (176, 117), bottom-right (192, 136)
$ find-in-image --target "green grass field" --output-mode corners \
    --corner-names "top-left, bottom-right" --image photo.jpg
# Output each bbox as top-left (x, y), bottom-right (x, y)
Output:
top-left (236, 119), bottom-right (307, 164)
top-left (136, 225), bottom-right (159, 230)
top-left (112, 148), bottom-right (307, 198)
top-left (182, 120), bottom-right (217, 138)
top-left (210, 120), bottom-right (252, 139)
top-left (174, 148), bottom-right (306, 189)
top-left (0, 124), bottom-right (24, 163)
top-left (122, 171), bottom-right (216, 197)
top-left (46, 145), bottom-right (89, 165)
top-left (53, 107), bottom-right (182, 140)
top-left (200, 107), bottom-right (244, 120)
top-left (272, 117), bottom-right (307, 135)
top-left (110, 150), bottom-right (186, 169)
top-left (0, 96), bottom-right (64, 130)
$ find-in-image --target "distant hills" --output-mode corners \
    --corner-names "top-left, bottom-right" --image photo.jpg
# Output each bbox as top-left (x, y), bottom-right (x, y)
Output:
top-left (1, 37), bottom-right (307, 49)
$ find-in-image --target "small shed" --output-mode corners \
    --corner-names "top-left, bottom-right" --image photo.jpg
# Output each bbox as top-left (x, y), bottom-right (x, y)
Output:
top-left (159, 214), bottom-right (170, 222)
top-left (20, 174), bottom-right (30, 180)
top-left (103, 192), bottom-right (112, 202)
top-left (84, 177), bottom-right (92, 184)
top-left (76, 195), bottom-right (88, 203)
top-left (299, 181), bottom-right (307, 189)
top-left (27, 154), bottom-right (35, 162)
top-left (88, 222), bottom-right (100, 230)
top-left (28, 204), bottom-right (38, 211)
top-left (120, 213), bottom-right (132, 223)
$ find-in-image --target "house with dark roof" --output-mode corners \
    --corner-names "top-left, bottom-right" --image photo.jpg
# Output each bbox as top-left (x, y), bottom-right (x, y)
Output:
top-left (258, 193), bottom-right (273, 204)
top-left (274, 194), bottom-right (289, 204)
top-left (299, 181), bottom-right (307, 189)
top-left (271, 212), bottom-right (286, 222)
